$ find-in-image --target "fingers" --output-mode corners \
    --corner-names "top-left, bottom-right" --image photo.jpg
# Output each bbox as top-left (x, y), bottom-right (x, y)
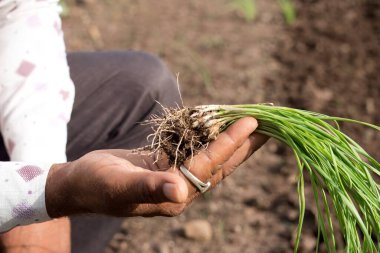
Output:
top-left (128, 202), bottom-right (187, 217)
top-left (209, 133), bottom-right (268, 186)
top-left (183, 117), bottom-right (258, 188)
top-left (97, 117), bottom-right (265, 218)
top-left (92, 117), bottom-right (261, 214)
top-left (127, 133), bottom-right (265, 217)
top-left (110, 171), bottom-right (188, 206)
top-left (221, 133), bottom-right (268, 178)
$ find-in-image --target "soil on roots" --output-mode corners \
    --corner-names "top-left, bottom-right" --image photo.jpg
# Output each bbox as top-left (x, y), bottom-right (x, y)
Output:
top-left (149, 107), bottom-right (221, 166)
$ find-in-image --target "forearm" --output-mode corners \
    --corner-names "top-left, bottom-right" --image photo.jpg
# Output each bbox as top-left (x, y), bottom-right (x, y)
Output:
top-left (0, 218), bottom-right (70, 253)
top-left (0, 161), bottom-right (71, 252)
top-left (0, 162), bottom-right (73, 253)
top-left (0, 160), bottom-right (75, 253)
top-left (0, 162), bottom-right (52, 233)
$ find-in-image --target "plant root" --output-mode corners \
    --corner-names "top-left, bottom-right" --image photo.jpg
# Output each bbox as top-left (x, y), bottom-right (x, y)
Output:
top-left (148, 106), bottom-right (223, 167)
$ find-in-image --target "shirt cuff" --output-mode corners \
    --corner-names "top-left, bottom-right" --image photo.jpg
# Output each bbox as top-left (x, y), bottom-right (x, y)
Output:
top-left (0, 162), bottom-right (52, 233)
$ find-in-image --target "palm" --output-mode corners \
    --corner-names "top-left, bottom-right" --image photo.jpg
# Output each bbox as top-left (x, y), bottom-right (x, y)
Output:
top-left (64, 118), bottom-right (267, 218)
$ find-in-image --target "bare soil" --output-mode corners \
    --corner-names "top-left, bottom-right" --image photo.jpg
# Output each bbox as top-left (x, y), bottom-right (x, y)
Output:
top-left (62, 0), bottom-right (380, 252)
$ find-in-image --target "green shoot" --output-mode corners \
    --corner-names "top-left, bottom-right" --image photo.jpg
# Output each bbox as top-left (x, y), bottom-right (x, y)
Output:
top-left (278, 0), bottom-right (297, 25)
top-left (231, 0), bottom-right (257, 22)
top-left (193, 104), bottom-right (380, 252)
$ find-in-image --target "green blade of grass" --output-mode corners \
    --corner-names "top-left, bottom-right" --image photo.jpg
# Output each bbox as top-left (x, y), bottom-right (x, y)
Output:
top-left (198, 104), bottom-right (380, 252)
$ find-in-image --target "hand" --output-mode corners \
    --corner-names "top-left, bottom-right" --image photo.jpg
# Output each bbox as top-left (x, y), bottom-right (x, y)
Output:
top-left (46, 117), bottom-right (268, 218)
top-left (0, 219), bottom-right (70, 253)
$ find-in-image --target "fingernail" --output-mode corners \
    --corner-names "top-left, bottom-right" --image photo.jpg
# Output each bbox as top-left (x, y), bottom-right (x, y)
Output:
top-left (163, 183), bottom-right (178, 202)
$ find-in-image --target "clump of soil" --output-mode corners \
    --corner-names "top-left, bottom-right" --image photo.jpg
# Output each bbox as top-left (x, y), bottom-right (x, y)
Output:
top-left (149, 107), bottom-right (222, 166)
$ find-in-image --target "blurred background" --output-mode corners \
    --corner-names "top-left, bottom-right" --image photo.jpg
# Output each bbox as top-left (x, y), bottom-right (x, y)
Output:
top-left (61, 0), bottom-right (379, 252)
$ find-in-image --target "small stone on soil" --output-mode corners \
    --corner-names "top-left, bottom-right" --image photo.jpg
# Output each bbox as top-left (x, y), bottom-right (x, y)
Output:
top-left (183, 219), bottom-right (213, 242)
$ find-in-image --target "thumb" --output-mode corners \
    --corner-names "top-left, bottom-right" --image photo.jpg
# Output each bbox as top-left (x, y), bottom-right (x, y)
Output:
top-left (129, 171), bottom-right (188, 204)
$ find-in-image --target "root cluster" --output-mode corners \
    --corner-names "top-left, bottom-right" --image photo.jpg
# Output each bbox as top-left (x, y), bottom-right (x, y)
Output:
top-left (148, 106), bottom-right (223, 167)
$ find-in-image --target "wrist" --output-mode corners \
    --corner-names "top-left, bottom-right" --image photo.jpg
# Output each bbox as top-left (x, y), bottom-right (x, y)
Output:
top-left (45, 162), bottom-right (77, 218)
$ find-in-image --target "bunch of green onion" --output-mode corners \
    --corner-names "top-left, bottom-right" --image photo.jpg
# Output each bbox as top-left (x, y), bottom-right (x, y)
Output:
top-left (193, 104), bottom-right (379, 252)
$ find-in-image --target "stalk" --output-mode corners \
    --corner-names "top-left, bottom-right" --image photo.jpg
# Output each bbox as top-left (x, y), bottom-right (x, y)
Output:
top-left (150, 104), bottom-right (380, 252)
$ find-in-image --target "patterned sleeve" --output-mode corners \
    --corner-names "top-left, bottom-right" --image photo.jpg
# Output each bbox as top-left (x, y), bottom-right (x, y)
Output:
top-left (0, 162), bottom-right (51, 233)
top-left (0, 0), bottom-right (75, 232)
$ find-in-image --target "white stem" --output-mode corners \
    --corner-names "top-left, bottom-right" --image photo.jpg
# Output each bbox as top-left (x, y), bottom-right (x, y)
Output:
top-left (200, 112), bottom-right (217, 122)
top-left (194, 105), bottom-right (221, 112)
top-left (204, 118), bottom-right (223, 128)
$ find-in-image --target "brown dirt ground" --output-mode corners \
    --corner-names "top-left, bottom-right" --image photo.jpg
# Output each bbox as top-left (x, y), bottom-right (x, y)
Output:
top-left (62, 0), bottom-right (380, 252)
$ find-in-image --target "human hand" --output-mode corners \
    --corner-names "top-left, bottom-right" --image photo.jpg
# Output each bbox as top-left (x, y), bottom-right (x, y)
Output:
top-left (46, 117), bottom-right (267, 218)
top-left (0, 219), bottom-right (70, 253)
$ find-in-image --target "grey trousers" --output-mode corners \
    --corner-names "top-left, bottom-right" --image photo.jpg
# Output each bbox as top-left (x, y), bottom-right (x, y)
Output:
top-left (0, 51), bottom-right (181, 253)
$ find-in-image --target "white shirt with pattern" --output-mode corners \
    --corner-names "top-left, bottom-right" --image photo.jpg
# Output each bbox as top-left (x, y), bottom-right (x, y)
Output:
top-left (0, 0), bottom-right (74, 232)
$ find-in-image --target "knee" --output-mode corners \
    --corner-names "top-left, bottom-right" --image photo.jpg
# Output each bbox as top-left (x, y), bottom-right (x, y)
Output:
top-left (114, 51), bottom-right (180, 106)
top-left (132, 52), bottom-right (178, 103)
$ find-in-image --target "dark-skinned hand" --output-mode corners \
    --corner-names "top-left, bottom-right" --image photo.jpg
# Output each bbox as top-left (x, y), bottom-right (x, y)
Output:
top-left (46, 117), bottom-right (268, 218)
